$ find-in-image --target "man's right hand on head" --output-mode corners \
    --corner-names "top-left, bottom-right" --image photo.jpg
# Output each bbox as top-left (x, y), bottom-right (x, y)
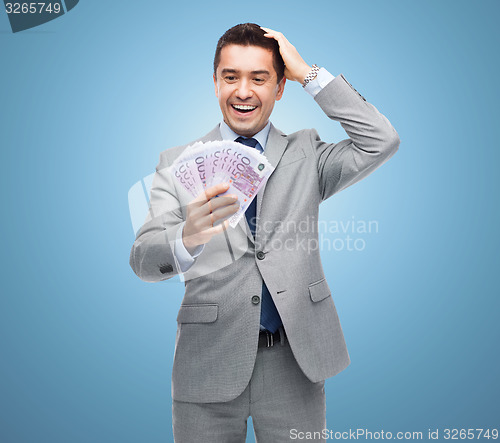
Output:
top-left (182, 182), bottom-right (240, 254)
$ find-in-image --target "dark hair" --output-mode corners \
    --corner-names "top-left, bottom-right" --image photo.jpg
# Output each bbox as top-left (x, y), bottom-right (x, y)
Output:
top-left (213, 23), bottom-right (285, 83)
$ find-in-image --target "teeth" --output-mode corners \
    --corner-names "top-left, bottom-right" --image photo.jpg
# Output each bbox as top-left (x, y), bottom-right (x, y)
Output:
top-left (233, 105), bottom-right (256, 111)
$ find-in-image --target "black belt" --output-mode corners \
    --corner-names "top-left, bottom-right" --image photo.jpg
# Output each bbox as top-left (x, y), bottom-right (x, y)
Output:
top-left (258, 328), bottom-right (286, 348)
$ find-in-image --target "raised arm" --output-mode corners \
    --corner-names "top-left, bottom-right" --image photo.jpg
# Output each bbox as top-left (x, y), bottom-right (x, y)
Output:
top-left (262, 27), bottom-right (400, 200)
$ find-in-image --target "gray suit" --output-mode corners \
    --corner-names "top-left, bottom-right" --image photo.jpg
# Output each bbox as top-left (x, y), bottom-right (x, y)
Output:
top-left (130, 74), bottom-right (399, 405)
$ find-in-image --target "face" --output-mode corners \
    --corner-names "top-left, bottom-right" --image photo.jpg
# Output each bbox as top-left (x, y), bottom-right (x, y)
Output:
top-left (214, 44), bottom-right (285, 138)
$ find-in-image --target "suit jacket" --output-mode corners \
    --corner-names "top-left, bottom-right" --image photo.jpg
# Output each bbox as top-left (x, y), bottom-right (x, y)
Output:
top-left (130, 74), bottom-right (400, 403)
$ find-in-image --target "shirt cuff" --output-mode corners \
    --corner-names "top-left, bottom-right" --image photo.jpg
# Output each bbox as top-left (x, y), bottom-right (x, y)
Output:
top-left (304, 68), bottom-right (335, 98)
top-left (174, 222), bottom-right (204, 273)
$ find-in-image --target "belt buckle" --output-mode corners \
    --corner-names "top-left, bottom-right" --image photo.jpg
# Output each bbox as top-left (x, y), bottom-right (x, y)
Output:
top-left (266, 330), bottom-right (274, 348)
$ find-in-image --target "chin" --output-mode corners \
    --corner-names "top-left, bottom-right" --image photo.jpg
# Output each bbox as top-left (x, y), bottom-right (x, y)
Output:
top-left (229, 123), bottom-right (256, 137)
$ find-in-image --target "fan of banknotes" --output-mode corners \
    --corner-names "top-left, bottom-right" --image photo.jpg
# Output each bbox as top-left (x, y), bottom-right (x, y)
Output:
top-left (168, 140), bottom-right (275, 228)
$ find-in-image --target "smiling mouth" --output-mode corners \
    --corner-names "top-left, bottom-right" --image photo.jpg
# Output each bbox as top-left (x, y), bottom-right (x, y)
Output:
top-left (231, 104), bottom-right (257, 113)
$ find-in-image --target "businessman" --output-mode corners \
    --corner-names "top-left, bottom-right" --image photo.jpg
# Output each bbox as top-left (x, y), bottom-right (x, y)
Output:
top-left (130, 23), bottom-right (399, 442)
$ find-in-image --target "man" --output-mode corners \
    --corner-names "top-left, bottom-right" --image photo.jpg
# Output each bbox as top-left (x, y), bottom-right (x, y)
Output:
top-left (130, 23), bottom-right (399, 442)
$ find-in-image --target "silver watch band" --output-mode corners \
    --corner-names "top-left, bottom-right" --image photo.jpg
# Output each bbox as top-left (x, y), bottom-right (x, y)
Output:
top-left (302, 64), bottom-right (320, 87)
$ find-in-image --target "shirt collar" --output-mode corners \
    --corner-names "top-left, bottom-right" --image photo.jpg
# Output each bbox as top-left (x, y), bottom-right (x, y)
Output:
top-left (219, 120), bottom-right (271, 151)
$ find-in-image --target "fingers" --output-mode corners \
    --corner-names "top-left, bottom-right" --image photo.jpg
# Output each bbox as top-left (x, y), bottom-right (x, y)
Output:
top-left (204, 182), bottom-right (231, 200)
top-left (199, 219), bottom-right (230, 237)
top-left (260, 27), bottom-right (291, 46)
top-left (196, 183), bottom-right (239, 217)
top-left (210, 200), bottom-right (240, 225)
top-left (184, 182), bottom-right (240, 249)
top-left (208, 193), bottom-right (238, 213)
top-left (188, 191), bottom-right (239, 229)
top-left (182, 207), bottom-right (234, 248)
top-left (191, 182), bottom-right (231, 206)
top-left (261, 26), bottom-right (282, 39)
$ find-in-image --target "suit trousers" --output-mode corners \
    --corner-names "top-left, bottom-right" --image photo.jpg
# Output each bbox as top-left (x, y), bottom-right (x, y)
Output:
top-left (172, 339), bottom-right (327, 442)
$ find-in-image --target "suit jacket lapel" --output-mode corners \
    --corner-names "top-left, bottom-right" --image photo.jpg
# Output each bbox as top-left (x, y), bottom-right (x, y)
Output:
top-left (256, 123), bottom-right (288, 226)
top-left (240, 123), bottom-right (289, 245)
top-left (202, 125), bottom-right (223, 143)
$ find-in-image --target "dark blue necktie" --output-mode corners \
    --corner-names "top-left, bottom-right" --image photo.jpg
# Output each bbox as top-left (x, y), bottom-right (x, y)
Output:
top-left (235, 136), bottom-right (282, 333)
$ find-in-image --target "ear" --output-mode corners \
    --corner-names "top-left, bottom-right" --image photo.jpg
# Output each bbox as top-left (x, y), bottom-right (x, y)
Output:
top-left (213, 73), bottom-right (219, 98)
top-left (275, 77), bottom-right (286, 101)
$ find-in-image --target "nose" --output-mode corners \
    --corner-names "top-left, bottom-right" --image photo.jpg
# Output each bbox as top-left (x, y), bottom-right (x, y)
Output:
top-left (235, 79), bottom-right (253, 100)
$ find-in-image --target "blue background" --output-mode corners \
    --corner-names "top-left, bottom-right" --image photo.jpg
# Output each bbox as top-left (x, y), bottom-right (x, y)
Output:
top-left (1, 0), bottom-right (498, 441)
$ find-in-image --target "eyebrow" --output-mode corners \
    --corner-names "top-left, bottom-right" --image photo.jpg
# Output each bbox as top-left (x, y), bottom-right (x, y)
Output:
top-left (220, 68), bottom-right (271, 76)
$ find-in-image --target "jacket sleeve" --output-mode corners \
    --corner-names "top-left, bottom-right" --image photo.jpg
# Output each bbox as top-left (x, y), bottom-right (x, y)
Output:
top-left (313, 74), bottom-right (400, 201)
top-left (129, 151), bottom-right (185, 282)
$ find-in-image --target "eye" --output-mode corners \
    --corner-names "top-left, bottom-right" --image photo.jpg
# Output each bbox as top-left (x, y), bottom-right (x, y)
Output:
top-left (224, 76), bottom-right (237, 82)
top-left (254, 78), bottom-right (265, 83)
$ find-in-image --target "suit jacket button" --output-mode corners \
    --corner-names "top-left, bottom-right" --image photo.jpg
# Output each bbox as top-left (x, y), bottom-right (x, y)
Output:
top-left (256, 251), bottom-right (265, 260)
top-left (252, 295), bottom-right (260, 305)
top-left (158, 263), bottom-right (173, 274)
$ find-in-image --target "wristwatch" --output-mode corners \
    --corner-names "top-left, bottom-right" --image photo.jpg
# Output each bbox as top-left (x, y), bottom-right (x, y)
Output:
top-left (302, 64), bottom-right (320, 87)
